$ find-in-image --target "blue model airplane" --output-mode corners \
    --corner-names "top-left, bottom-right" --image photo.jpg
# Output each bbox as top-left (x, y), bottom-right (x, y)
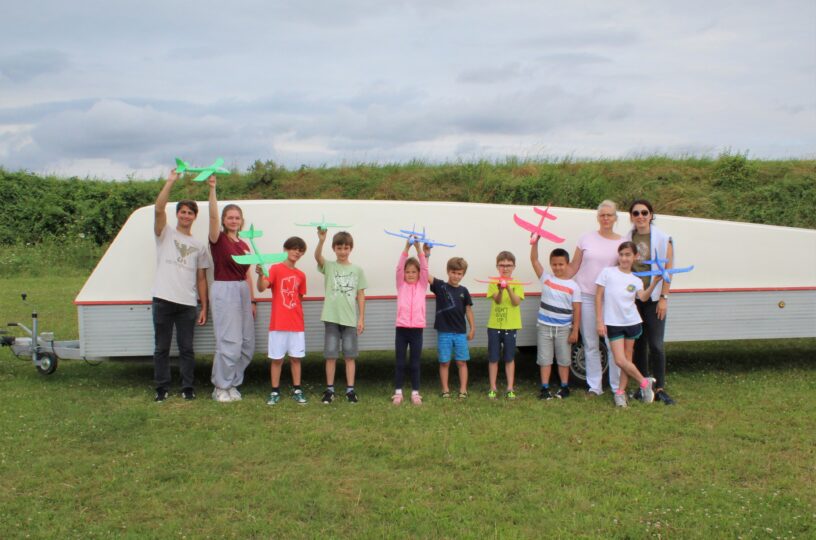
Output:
top-left (633, 249), bottom-right (694, 284)
top-left (175, 157), bottom-right (230, 182)
top-left (384, 225), bottom-right (456, 248)
top-left (230, 224), bottom-right (288, 277)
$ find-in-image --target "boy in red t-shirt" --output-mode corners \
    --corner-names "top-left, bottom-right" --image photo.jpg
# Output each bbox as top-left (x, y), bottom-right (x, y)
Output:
top-left (256, 237), bottom-right (308, 405)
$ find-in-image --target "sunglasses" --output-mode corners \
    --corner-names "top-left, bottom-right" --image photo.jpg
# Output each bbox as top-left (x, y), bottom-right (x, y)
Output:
top-left (631, 210), bottom-right (650, 217)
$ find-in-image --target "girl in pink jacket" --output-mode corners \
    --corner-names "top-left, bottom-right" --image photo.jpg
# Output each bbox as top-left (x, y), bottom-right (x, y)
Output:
top-left (392, 238), bottom-right (429, 405)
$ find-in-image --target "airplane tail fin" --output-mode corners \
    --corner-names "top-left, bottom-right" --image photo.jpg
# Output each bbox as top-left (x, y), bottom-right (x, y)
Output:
top-left (533, 205), bottom-right (557, 220)
top-left (238, 225), bottom-right (263, 239)
top-left (175, 157), bottom-right (188, 173)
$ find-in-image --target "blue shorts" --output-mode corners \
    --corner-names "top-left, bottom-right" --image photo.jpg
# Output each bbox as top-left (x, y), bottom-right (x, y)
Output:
top-left (487, 329), bottom-right (517, 363)
top-left (606, 324), bottom-right (642, 342)
top-left (437, 332), bottom-right (469, 363)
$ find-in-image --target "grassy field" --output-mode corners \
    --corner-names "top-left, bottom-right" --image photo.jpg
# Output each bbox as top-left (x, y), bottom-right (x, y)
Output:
top-left (1, 274), bottom-right (814, 538)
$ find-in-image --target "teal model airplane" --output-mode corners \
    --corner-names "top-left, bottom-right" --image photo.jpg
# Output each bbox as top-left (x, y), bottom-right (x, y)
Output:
top-left (231, 224), bottom-right (288, 277)
top-left (175, 157), bottom-right (230, 182)
top-left (295, 215), bottom-right (352, 231)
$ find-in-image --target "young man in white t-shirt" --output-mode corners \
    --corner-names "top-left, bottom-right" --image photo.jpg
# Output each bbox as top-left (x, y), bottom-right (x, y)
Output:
top-left (152, 168), bottom-right (210, 402)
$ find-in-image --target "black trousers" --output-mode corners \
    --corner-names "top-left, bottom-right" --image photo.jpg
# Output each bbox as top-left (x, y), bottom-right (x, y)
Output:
top-left (153, 297), bottom-right (197, 391)
top-left (395, 327), bottom-right (423, 391)
top-left (634, 299), bottom-right (667, 389)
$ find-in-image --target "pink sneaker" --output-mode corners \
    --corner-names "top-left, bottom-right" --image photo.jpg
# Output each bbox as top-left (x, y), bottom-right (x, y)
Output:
top-left (391, 393), bottom-right (403, 405)
top-left (411, 393), bottom-right (423, 405)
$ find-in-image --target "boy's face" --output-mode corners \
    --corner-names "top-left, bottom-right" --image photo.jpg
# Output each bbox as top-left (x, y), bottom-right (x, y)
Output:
top-left (287, 247), bottom-right (305, 265)
top-left (496, 259), bottom-right (515, 278)
top-left (333, 243), bottom-right (352, 262)
top-left (446, 268), bottom-right (465, 286)
top-left (549, 256), bottom-right (569, 278)
top-left (176, 206), bottom-right (197, 228)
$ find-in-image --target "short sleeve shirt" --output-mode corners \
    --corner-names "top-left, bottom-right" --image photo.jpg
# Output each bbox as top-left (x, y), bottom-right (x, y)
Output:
top-left (538, 274), bottom-right (581, 327)
top-left (210, 232), bottom-right (251, 281)
top-left (486, 283), bottom-right (525, 330)
top-left (574, 231), bottom-right (623, 296)
top-left (319, 261), bottom-right (367, 327)
top-left (153, 225), bottom-right (210, 306)
top-left (430, 278), bottom-right (472, 334)
top-left (264, 263), bottom-right (307, 331)
top-left (595, 267), bottom-right (643, 326)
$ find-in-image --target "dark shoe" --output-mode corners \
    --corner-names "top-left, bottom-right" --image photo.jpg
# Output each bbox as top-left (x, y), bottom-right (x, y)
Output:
top-left (154, 388), bottom-right (169, 402)
top-left (556, 387), bottom-right (570, 399)
top-left (181, 387), bottom-right (196, 400)
top-left (630, 388), bottom-right (643, 401)
top-left (655, 389), bottom-right (675, 405)
top-left (321, 389), bottom-right (335, 404)
top-left (538, 388), bottom-right (554, 400)
top-left (346, 390), bottom-right (359, 403)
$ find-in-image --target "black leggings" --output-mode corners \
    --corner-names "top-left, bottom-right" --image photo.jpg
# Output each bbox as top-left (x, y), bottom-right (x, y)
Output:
top-left (395, 327), bottom-right (423, 391)
top-left (634, 299), bottom-right (667, 389)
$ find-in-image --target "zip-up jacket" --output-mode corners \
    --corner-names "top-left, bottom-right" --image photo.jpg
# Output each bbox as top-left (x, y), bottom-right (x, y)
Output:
top-left (395, 251), bottom-right (429, 328)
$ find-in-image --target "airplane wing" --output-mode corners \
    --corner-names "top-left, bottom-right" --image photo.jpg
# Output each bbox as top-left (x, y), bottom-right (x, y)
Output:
top-left (666, 265), bottom-right (695, 274)
top-left (632, 270), bottom-right (662, 277)
top-left (385, 229), bottom-right (410, 240)
top-left (512, 214), bottom-right (565, 243)
top-left (424, 239), bottom-right (456, 248)
top-left (231, 253), bottom-right (287, 265)
top-left (533, 206), bottom-right (558, 221)
top-left (192, 169), bottom-right (213, 182)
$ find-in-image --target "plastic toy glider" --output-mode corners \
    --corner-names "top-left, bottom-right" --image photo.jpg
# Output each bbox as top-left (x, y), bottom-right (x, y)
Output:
top-left (632, 249), bottom-right (694, 284)
top-left (174, 157), bottom-right (230, 182)
top-left (295, 215), bottom-right (351, 231)
top-left (476, 277), bottom-right (532, 288)
top-left (230, 224), bottom-right (288, 277)
top-left (383, 226), bottom-right (456, 248)
top-left (513, 205), bottom-right (565, 244)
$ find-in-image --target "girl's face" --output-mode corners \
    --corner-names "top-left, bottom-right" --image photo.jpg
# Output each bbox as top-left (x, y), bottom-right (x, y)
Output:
top-left (618, 247), bottom-right (636, 270)
top-left (223, 209), bottom-right (243, 233)
top-left (597, 207), bottom-right (617, 231)
top-left (630, 204), bottom-right (652, 230)
top-left (404, 264), bottom-right (419, 283)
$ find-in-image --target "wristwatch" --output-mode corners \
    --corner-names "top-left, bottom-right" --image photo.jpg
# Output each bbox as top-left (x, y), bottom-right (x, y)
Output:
top-left (660, 294), bottom-right (669, 300)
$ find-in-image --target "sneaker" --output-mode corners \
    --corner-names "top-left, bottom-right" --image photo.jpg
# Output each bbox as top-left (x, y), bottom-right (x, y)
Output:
top-left (411, 393), bottom-right (422, 405)
top-left (458, 392), bottom-right (469, 400)
top-left (614, 392), bottom-right (628, 408)
top-left (641, 377), bottom-right (656, 404)
top-left (655, 389), bottom-right (675, 405)
top-left (440, 391), bottom-right (451, 399)
top-left (292, 389), bottom-right (307, 405)
top-left (556, 387), bottom-right (570, 399)
top-left (505, 390), bottom-right (517, 400)
top-left (181, 387), bottom-right (196, 400)
top-left (538, 388), bottom-right (554, 400)
top-left (488, 390), bottom-right (498, 400)
top-left (154, 388), bottom-right (169, 402)
top-left (391, 393), bottom-right (403, 405)
top-left (266, 391), bottom-right (280, 405)
top-left (321, 389), bottom-right (335, 404)
top-left (346, 390), bottom-right (359, 403)
top-left (630, 388), bottom-right (643, 401)
top-left (212, 387), bottom-right (231, 403)
top-left (227, 387), bottom-right (242, 401)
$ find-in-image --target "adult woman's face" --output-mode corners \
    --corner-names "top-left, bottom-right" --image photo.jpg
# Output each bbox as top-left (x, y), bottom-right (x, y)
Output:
top-left (630, 203), bottom-right (652, 230)
top-left (596, 206), bottom-right (617, 231)
top-left (223, 209), bottom-right (243, 233)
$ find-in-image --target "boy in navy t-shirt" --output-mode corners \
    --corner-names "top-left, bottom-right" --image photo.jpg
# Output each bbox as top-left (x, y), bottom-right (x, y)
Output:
top-left (425, 246), bottom-right (475, 399)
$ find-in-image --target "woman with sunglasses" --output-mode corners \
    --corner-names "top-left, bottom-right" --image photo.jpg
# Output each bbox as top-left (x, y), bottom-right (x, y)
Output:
top-left (626, 199), bottom-right (675, 405)
top-left (567, 200), bottom-right (623, 396)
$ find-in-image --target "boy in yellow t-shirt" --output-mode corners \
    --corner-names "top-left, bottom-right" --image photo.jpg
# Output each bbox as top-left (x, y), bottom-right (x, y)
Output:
top-left (486, 251), bottom-right (525, 399)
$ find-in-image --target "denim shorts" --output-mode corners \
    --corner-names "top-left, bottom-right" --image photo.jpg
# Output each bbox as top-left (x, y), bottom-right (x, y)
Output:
top-left (324, 322), bottom-right (358, 359)
top-left (437, 332), bottom-right (469, 363)
top-left (536, 324), bottom-right (572, 367)
top-left (487, 329), bottom-right (517, 363)
top-left (606, 324), bottom-right (642, 342)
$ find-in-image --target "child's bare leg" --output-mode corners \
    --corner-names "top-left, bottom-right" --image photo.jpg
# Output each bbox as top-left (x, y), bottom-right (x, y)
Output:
top-left (505, 360), bottom-right (515, 391)
top-left (488, 362), bottom-right (499, 391)
top-left (540, 364), bottom-right (552, 386)
top-left (344, 357), bottom-right (356, 387)
top-left (325, 358), bottom-right (337, 386)
top-left (615, 340), bottom-right (644, 384)
top-left (439, 362), bottom-right (450, 393)
top-left (558, 365), bottom-right (570, 385)
top-left (456, 361), bottom-right (468, 394)
top-left (270, 359), bottom-right (284, 388)
top-left (290, 358), bottom-right (302, 386)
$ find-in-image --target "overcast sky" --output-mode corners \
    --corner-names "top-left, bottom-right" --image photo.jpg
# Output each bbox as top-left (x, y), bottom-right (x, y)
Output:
top-left (1, 1), bottom-right (814, 179)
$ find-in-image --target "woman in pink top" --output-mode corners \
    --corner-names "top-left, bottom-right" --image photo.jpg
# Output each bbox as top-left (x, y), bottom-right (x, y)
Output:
top-left (568, 200), bottom-right (623, 396)
top-left (392, 238), bottom-right (429, 405)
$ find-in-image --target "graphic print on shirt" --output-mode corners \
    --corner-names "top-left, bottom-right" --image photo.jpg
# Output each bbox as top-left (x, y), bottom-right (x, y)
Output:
top-left (437, 286), bottom-right (461, 314)
top-left (332, 271), bottom-right (357, 297)
top-left (626, 284), bottom-right (636, 293)
top-left (174, 239), bottom-right (199, 265)
top-left (280, 275), bottom-right (299, 309)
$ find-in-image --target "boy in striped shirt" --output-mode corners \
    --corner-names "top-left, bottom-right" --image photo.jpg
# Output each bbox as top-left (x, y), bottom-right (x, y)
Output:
top-left (530, 243), bottom-right (582, 399)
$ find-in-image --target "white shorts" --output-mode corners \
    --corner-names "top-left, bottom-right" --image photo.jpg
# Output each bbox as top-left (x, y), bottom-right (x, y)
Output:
top-left (267, 331), bottom-right (306, 360)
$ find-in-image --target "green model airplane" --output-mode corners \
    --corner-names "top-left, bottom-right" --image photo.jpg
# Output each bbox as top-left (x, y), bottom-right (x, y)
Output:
top-left (175, 157), bottom-right (230, 182)
top-left (295, 215), bottom-right (352, 231)
top-left (231, 224), bottom-right (288, 277)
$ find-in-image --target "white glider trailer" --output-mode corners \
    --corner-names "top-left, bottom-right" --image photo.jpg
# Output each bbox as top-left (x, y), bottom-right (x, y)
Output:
top-left (6, 200), bottom-right (815, 378)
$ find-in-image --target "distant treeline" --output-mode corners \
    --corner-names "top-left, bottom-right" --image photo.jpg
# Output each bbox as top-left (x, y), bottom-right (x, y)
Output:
top-left (1, 155), bottom-right (814, 246)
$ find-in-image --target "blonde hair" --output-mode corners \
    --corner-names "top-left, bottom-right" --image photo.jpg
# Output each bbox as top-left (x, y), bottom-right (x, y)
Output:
top-left (597, 199), bottom-right (618, 213)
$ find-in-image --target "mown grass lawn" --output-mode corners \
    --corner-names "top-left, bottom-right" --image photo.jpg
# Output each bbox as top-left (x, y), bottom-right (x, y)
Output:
top-left (1, 276), bottom-right (814, 538)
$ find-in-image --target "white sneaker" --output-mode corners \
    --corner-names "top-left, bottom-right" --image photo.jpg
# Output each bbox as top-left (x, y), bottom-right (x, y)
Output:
top-left (212, 387), bottom-right (231, 402)
top-left (227, 387), bottom-right (242, 401)
top-left (613, 392), bottom-right (628, 408)
top-left (641, 378), bottom-right (655, 404)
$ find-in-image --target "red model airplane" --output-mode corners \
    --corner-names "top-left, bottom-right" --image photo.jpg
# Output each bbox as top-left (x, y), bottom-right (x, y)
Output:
top-left (475, 277), bottom-right (532, 289)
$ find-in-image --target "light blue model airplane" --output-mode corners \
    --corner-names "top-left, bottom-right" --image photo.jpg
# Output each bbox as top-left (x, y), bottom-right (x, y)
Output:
top-left (295, 215), bottom-right (352, 231)
top-left (231, 224), bottom-right (288, 277)
top-left (633, 249), bottom-right (694, 284)
top-left (175, 157), bottom-right (230, 182)
top-left (384, 225), bottom-right (456, 248)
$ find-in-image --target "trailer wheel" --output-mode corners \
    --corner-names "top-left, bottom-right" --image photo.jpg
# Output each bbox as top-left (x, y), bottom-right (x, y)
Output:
top-left (36, 352), bottom-right (58, 375)
top-left (570, 340), bottom-right (608, 382)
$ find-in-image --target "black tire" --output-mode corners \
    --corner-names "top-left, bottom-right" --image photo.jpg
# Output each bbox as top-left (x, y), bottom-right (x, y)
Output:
top-left (35, 352), bottom-right (58, 375)
top-left (569, 339), bottom-right (608, 382)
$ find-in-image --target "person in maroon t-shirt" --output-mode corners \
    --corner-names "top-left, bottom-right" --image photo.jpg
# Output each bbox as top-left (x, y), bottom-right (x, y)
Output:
top-left (207, 176), bottom-right (256, 403)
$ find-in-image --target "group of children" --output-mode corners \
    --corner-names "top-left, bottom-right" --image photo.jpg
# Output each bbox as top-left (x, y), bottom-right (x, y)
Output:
top-left (257, 226), bottom-right (659, 408)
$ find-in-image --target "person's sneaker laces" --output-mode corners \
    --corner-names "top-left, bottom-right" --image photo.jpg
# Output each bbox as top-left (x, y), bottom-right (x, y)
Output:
top-left (154, 389), bottom-right (169, 402)
top-left (539, 388), bottom-right (554, 400)
top-left (488, 390), bottom-right (498, 400)
top-left (292, 389), bottom-right (307, 405)
top-left (655, 389), bottom-right (675, 405)
top-left (321, 389), bottom-right (335, 404)
top-left (614, 392), bottom-right (628, 408)
top-left (181, 387), bottom-right (196, 400)
top-left (346, 390), bottom-right (359, 403)
top-left (266, 391), bottom-right (280, 405)
top-left (556, 387), bottom-right (570, 399)
top-left (227, 387), bottom-right (242, 401)
top-left (505, 390), bottom-right (517, 400)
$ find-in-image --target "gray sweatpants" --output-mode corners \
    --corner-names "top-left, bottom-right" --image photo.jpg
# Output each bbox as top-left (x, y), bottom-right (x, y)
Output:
top-left (210, 280), bottom-right (255, 389)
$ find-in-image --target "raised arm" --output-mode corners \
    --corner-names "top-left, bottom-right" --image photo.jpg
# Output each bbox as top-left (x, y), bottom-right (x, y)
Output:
top-left (154, 169), bottom-right (179, 236)
top-left (530, 238), bottom-right (544, 279)
top-left (314, 227), bottom-right (327, 269)
top-left (207, 175), bottom-right (220, 244)
top-left (255, 265), bottom-right (269, 293)
top-left (422, 243), bottom-right (434, 284)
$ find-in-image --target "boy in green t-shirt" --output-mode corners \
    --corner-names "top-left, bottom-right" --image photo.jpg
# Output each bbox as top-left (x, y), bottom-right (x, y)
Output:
top-left (315, 229), bottom-right (368, 404)
top-left (486, 251), bottom-right (525, 399)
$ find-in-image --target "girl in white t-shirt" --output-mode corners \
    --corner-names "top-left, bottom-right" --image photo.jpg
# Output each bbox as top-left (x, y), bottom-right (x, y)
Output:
top-left (594, 241), bottom-right (662, 407)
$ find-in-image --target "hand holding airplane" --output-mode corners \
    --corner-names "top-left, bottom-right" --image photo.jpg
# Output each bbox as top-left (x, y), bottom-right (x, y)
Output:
top-left (175, 157), bottom-right (230, 182)
top-left (632, 249), bottom-right (695, 284)
top-left (513, 204), bottom-right (565, 244)
top-left (384, 225), bottom-right (455, 248)
top-left (230, 224), bottom-right (288, 277)
top-left (475, 276), bottom-right (532, 289)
